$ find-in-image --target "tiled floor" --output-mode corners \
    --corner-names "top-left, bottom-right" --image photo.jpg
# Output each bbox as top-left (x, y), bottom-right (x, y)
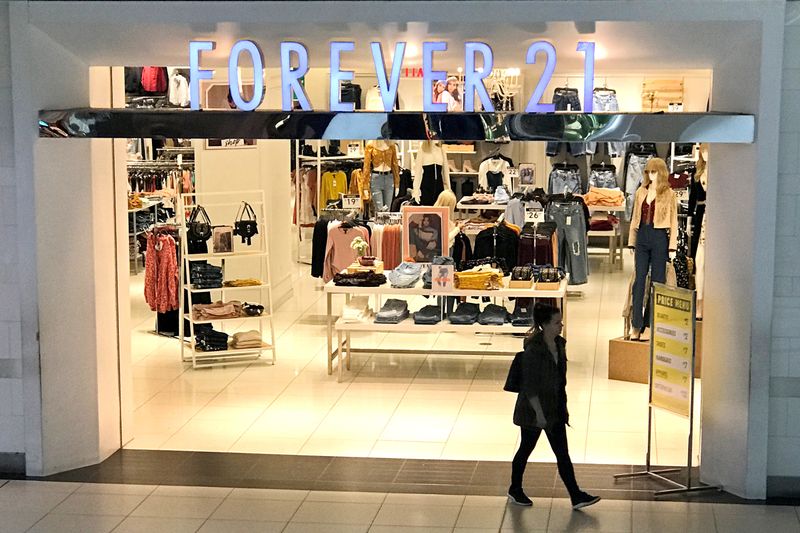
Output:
top-left (1, 479), bottom-right (797, 533)
top-left (126, 253), bottom-right (700, 466)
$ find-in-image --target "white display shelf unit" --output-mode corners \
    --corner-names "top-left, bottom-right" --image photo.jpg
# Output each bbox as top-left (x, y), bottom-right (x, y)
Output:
top-left (178, 190), bottom-right (276, 369)
top-left (325, 276), bottom-right (568, 381)
top-left (586, 204), bottom-right (626, 268)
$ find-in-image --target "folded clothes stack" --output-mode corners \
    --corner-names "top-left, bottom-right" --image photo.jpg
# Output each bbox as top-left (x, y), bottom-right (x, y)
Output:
top-left (478, 303), bottom-right (511, 325)
top-left (374, 299), bottom-right (409, 324)
top-left (195, 328), bottom-right (229, 351)
top-left (333, 271), bottom-right (387, 287)
top-left (510, 298), bottom-right (535, 326)
top-left (414, 304), bottom-right (442, 325)
top-left (589, 214), bottom-right (619, 231)
top-left (230, 330), bottom-right (263, 349)
top-left (192, 300), bottom-right (243, 320)
top-left (460, 193), bottom-right (495, 205)
top-left (340, 296), bottom-right (373, 323)
top-left (454, 265), bottom-right (504, 290)
top-left (191, 263), bottom-right (224, 289)
top-left (388, 262), bottom-right (423, 288)
top-left (223, 278), bottom-right (261, 287)
top-left (582, 186), bottom-right (625, 207)
top-left (448, 302), bottom-right (481, 325)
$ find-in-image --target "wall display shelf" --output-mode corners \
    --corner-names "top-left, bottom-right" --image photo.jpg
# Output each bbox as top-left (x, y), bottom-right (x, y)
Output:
top-left (324, 276), bottom-right (568, 381)
top-left (178, 190), bottom-right (276, 369)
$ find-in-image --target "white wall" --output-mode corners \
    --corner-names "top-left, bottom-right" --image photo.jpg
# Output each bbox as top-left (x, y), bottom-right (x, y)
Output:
top-left (0, 1), bottom-right (25, 468)
top-left (767, 3), bottom-right (800, 497)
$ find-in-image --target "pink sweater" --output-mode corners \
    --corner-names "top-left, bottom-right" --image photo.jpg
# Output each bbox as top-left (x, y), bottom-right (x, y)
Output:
top-left (323, 223), bottom-right (370, 282)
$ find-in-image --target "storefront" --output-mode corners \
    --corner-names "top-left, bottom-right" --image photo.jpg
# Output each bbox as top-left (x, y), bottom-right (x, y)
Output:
top-left (1, 1), bottom-right (792, 499)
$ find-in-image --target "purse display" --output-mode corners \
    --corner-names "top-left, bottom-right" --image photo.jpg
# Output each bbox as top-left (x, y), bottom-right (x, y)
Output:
top-left (186, 205), bottom-right (212, 242)
top-left (233, 202), bottom-right (259, 245)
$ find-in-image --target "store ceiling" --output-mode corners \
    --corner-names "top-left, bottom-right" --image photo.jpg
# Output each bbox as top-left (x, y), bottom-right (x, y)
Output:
top-left (28, 3), bottom-right (758, 72)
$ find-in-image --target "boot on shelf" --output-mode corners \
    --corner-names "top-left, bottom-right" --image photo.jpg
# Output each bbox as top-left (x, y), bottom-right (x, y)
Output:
top-left (448, 159), bottom-right (459, 173)
top-left (462, 160), bottom-right (476, 173)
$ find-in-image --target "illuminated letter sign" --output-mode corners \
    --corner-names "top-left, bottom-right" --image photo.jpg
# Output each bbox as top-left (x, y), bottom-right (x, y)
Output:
top-left (422, 41), bottom-right (448, 112)
top-left (281, 42), bottom-right (312, 111)
top-left (189, 41), bottom-right (215, 111)
top-left (228, 40), bottom-right (265, 111)
top-left (464, 42), bottom-right (494, 112)
top-left (330, 41), bottom-right (355, 112)
top-left (371, 42), bottom-right (406, 112)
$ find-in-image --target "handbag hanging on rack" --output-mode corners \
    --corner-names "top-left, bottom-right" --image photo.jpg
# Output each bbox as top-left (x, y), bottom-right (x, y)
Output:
top-left (187, 205), bottom-right (212, 242)
top-left (233, 202), bottom-right (259, 245)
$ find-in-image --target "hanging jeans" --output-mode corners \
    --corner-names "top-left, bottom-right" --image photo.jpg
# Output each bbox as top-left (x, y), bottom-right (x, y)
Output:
top-left (511, 424), bottom-right (580, 499)
top-left (370, 171), bottom-right (394, 212)
top-left (546, 88), bottom-right (587, 157)
top-left (547, 201), bottom-right (588, 285)
top-left (586, 90), bottom-right (625, 156)
top-left (588, 168), bottom-right (618, 189)
top-left (631, 223), bottom-right (669, 331)
top-left (624, 154), bottom-right (652, 220)
top-left (548, 167), bottom-right (582, 195)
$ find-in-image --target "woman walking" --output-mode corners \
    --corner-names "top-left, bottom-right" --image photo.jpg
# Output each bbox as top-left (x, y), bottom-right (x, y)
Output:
top-left (505, 302), bottom-right (600, 509)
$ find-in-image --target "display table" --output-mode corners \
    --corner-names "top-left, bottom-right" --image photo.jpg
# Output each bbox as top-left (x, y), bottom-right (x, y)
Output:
top-left (587, 204), bottom-right (626, 268)
top-left (324, 276), bottom-right (568, 381)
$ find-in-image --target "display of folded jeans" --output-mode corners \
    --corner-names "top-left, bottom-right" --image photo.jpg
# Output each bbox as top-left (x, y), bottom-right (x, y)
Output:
top-left (191, 263), bottom-right (223, 289)
top-left (454, 265), bottom-right (504, 290)
top-left (223, 278), bottom-right (261, 287)
top-left (478, 304), bottom-right (510, 325)
top-left (414, 304), bottom-right (442, 325)
top-left (374, 299), bottom-right (410, 324)
top-left (340, 296), bottom-right (373, 323)
top-left (423, 256), bottom-right (455, 289)
top-left (195, 328), bottom-right (229, 351)
top-left (448, 302), bottom-right (481, 325)
top-left (510, 298), bottom-right (535, 327)
top-left (332, 271), bottom-right (387, 287)
top-left (387, 262), bottom-right (423, 288)
top-left (230, 330), bottom-right (264, 349)
top-left (192, 300), bottom-right (243, 320)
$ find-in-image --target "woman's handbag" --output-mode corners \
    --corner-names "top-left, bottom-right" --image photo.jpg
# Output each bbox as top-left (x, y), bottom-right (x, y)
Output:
top-left (504, 351), bottom-right (524, 393)
top-left (187, 205), bottom-right (212, 242)
top-left (233, 202), bottom-right (259, 245)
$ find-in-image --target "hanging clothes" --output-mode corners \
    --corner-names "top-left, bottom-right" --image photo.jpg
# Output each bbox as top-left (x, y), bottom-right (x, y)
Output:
top-left (319, 169), bottom-right (348, 211)
top-left (323, 223), bottom-right (371, 282)
top-left (478, 157), bottom-right (512, 192)
top-left (413, 141), bottom-right (451, 205)
top-left (144, 232), bottom-right (179, 313)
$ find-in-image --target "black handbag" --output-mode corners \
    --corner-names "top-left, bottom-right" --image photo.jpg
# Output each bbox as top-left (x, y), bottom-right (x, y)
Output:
top-left (504, 351), bottom-right (524, 393)
top-left (187, 205), bottom-right (212, 242)
top-left (233, 202), bottom-right (259, 245)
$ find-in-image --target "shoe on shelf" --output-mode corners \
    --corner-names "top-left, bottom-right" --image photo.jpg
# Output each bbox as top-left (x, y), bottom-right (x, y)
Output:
top-left (507, 487), bottom-right (533, 506)
top-left (448, 159), bottom-right (459, 173)
top-left (571, 491), bottom-right (601, 510)
top-left (463, 160), bottom-right (476, 173)
top-left (301, 144), bottom-right (317, 157)
top-left (320, 146), bottom-right (329, 157)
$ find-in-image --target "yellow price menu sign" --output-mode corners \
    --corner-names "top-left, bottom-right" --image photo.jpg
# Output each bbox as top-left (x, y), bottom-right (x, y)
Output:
top-left (649, 283), bottom-right (696, 418)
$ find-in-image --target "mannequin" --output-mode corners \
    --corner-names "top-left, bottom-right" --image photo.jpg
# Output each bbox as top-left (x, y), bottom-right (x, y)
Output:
top-left (628, 157), bottom-right (678, 340)
top-left (413, 140), bottom-right (452, 205)
top-left (693, 144), bottom-right (709, 317)
top-left (363, 140), bottom-right (400, 212)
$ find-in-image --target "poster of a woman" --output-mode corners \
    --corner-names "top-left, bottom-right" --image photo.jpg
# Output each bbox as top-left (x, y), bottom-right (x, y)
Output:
top-left (402, 206), bottom-right (449, 263)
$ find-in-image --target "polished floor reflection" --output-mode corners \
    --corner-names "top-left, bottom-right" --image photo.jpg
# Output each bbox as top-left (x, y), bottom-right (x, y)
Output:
top-left (0, 479), bottom-right (795, 533)
top-left (126, 252), bottom-right (700, 466)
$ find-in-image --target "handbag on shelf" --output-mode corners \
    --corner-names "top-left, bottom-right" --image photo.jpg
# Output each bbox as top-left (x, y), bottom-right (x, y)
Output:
top-left (233, 202), bottom-right (259, 245)
top-left (186, 205), bottom-right (212, 242)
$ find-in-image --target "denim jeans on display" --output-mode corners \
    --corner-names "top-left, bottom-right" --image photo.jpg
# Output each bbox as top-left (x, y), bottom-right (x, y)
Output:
top-left (548, 168), bottom-right (582, 195)
top-left (546, 88), bottom-right (587, 156)
top-left (374, 299), bottom-right (409, 324)
top-left (478, 304), bottom-right (510, 325)
top-left (370, 171), bottom-right (394, 212)
top-left (388, 262), bottom-right (423, 288)
top-left (547, 201), bottom-right (589, 285)
top-left (631, 223), bottom-right (669, 331)
top-left (414, 304), bottom-right (443, 325)
top-left (624, 154), bottom-right (652, 219)
top-left (448, 302), bottom-right (481, 325)
top-left (510, 298), bottom-right (535, 327)
top-left (588, 169), bottom-right (618, 189)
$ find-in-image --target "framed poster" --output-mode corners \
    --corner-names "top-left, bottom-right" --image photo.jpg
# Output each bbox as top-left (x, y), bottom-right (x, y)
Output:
top-left (519, 163), bottom-right (536, 185)
top-left (401, 206), bottom-right (449, 263)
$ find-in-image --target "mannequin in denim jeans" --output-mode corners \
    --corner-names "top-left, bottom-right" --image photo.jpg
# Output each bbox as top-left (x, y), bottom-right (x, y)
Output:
top-left (364, 140), bottom-right (400, 212)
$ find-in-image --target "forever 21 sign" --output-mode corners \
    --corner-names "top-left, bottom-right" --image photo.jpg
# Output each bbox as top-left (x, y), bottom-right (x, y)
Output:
top-left (189, 40), bottom-right (597, 113)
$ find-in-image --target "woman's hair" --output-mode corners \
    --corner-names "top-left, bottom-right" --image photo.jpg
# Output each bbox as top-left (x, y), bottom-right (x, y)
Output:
top-left (695, 143), bottom-right (708, 182)
top-left (643, 157), bottom-right (670, 194)
top-left (433, 190), bottom-right (457, 216)
top-left (524, 302), bottom-right (561, 346)
top-left (446, 76), bottom-right (461, 103)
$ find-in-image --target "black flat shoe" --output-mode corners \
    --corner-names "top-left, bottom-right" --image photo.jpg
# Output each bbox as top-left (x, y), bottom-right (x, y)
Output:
top-left (507, 488), bottom-right (533, 506)
top-left (571, 491), bottom-right (601, 510)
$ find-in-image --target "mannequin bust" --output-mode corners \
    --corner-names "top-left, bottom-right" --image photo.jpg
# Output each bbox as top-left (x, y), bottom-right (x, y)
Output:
top-left (627, 157), bottom-right (678, 340)
top-left (363, 140), bottom-right (400, 211)
top-left (412, 141), bottom-right (452, 205)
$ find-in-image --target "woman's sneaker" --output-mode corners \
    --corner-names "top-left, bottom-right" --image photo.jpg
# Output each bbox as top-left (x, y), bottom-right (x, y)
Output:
top-left (507, 487), bottom-right (533, 506)
top-left (571, 491), bottom-right (601, 510)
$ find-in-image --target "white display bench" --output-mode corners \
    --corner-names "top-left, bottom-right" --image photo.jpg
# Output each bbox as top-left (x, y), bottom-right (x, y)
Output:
top-left (587, 204), bottom-right (625, 267)
top-left (324, 277), bottom-right (568, 381)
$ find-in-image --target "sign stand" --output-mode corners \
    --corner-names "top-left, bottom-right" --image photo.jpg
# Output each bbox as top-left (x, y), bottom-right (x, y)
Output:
top-left (614, 283), bottom-right (718, 496)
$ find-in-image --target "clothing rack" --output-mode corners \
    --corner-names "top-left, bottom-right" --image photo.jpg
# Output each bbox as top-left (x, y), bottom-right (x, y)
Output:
top-left (128, 161), bottom-right (195, 168)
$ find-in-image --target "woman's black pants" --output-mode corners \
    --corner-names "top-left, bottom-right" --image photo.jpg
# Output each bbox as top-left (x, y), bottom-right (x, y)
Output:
top-left (510, 423), bottom-right (580, 498)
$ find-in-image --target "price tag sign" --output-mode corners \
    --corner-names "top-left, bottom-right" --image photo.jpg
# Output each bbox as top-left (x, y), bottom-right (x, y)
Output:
top-left (341, 194), bottom-right (361, 210)
top-left (430, 264), bottom-right (455, 294)
top-left (525, 207), bottom-right (545, 224)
